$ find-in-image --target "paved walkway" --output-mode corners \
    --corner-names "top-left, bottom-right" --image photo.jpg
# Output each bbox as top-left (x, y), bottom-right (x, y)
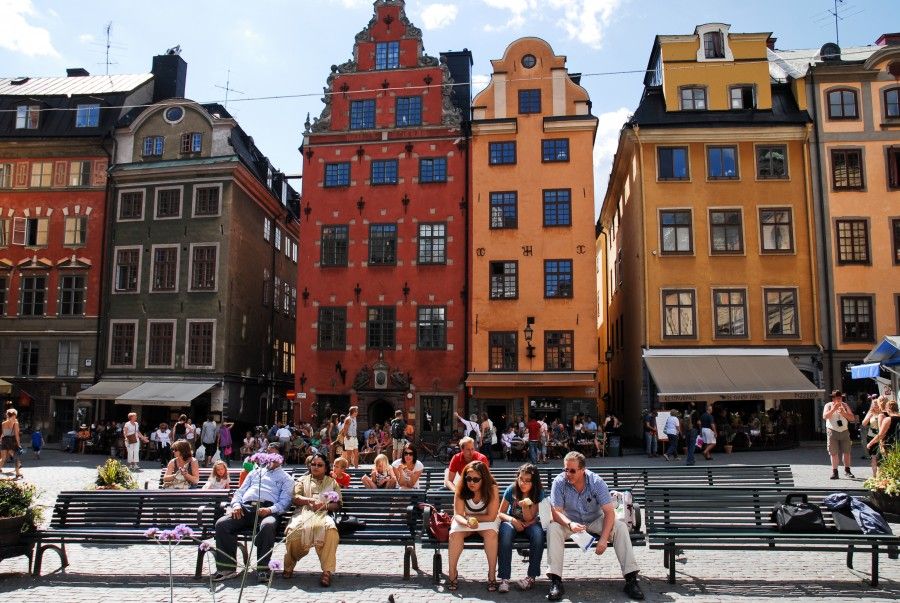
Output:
top-left (1, 444), bottom-right (897, 602)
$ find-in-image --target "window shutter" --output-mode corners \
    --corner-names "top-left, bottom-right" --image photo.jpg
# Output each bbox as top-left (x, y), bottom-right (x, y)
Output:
top-left (53, 161), bottom-right (67, 187)
top-left (14, 163), bottom-right (28, 188)
top-left (91, 159), bottom-right (107, 186)
top-left (11, 217), bottom-right (26, 245)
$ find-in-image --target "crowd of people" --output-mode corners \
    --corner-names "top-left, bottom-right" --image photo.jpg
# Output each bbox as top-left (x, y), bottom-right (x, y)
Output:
top-left (826, 390), bottom-right (900, 480)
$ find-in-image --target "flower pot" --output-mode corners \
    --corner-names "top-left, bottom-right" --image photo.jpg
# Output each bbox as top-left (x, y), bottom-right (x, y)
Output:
top-left (0, 515), bottom-right (26, 546)
top-left (871, 491), bottom-right (900, 516)
top-left (724, 444), bottom-right (734, 454)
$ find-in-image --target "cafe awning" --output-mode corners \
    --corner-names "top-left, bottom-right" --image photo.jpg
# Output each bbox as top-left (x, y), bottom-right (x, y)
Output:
top-left (75, 380), bottom-right (141, 400)
top-left (0, 379), bottom-right (11, 395)
top-left (851, 362), bottom-right (881, 379)
top-left (466, 371), bottom-right (597, 388)
top-left (115, 382), bottom-right (217, 407)
top-left (864, 336), bottom-right (900, 366)
top-left (644, 348), bottom-right (823, 402)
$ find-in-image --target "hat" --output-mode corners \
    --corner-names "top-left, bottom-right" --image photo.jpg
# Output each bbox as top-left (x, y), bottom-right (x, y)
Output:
top-left (80, 424), bottom-right (88, 429)
top-left (266, 441), bottom-right (282, 451)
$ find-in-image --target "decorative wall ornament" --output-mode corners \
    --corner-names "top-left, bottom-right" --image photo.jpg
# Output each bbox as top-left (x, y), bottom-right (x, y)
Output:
top-left (522, 245), bottom-right (533, 256)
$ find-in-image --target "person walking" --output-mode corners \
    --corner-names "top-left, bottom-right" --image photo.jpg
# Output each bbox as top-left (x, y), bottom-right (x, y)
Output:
top-left (545, 451), bottom-right (644, 600)
top-left (642, 410), bottom-right (658, 458)
top-left (662, 411), bottom-right (681, 461)
top-left (342, 406), bottom-right (360, 468)
top-left (823, 390), bottom-right (855, 479)
top-left (526, 414), bottom-right (541, 465)
top-left (700, 406), bottom-right (717, 460)
top-left (200, 415), bottom-right (220, 468)
top-left (389, 410), bottom-right (407, 462)
top-left (684, 406), bottom-right (699, 466)
top-left (0, 409), bottom-right (21, 475)
top-left (154, 423), bottom-right (173, 466)
top-left (122, 412), bottom-right (148, 471)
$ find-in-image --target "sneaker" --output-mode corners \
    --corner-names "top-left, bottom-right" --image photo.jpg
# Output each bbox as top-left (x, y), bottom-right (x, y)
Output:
top-left (517, 576), bottom-right (535, 591)
top-left (662, 454), bottom-right (670, 461)
top-left (256, 570), bottom-right (271, 583)
top-left (498, 579), bottom-right (510, 593)
top-left (212, 570), bottom-right (240, 582)
top-left (830, 469), bottom-right (839, 480)
top-left (844, 468), bottom-right (855, 479)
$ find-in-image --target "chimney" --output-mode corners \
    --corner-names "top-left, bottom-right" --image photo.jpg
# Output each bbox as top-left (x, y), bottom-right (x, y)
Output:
top-left (440, 49), bottom-right (474, 121)
top-left (151, 53), bottom-right (188, 102)
top-left (66, 68), bottom-right (90, 77)
top-left (875, 33), bottom-right (900, 46)
top-left (766, 37), bottom-right (777, 50)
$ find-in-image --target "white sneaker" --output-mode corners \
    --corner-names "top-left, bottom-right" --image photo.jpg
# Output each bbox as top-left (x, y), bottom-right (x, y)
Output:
top-left (517, 576), bottom-right (535, 591)
top-left (498, 579), bottom-right (510, 593)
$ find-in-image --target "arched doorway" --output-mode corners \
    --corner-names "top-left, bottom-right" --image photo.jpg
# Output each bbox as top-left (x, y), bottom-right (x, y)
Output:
top-left (368, 398), bottom-right (394, 431)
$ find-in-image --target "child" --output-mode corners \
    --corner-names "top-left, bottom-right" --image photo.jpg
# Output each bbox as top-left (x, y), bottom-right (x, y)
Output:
top-left (361, 453), bottom-right (396, 489)
top-left (203, 460), bottom-right (231, 489)
top-left (331, 456), bottom-right (351, 488)
top-left (31, 428), bottom-right (44, 460)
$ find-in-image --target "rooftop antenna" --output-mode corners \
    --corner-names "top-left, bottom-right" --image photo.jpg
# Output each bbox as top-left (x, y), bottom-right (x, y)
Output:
top-left (826, 0), bottom-right (845, 45)
top-left (214, 69), bottom-right (245, 109)
top-left (105, 21), bottom-right (113, 75)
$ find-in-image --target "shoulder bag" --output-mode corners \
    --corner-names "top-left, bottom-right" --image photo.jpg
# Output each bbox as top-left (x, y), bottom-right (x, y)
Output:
top-left (418, 502), bottom-right (452, 542)
top-left (770, 493), bottom-right (826, 532)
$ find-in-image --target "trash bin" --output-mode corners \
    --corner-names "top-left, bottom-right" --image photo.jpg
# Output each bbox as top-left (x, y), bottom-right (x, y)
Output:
top-left (607, 435), bottom-right (621, 457)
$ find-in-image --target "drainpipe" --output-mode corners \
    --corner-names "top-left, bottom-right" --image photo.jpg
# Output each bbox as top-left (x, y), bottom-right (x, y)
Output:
top-left (462, 120), bottom-right (471, 421)
top-left (597, 225), bottom-right (611, 414)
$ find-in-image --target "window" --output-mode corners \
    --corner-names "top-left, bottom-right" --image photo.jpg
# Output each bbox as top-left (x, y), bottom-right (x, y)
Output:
top-left (663, 289), bottom-right (696, 338)
top-left (368, 223), bottom-right (396, 265)
top-left (68, 161), bottom-right (92, 187)
top-left (489, 261), bottom-right (518, 299)
top-left (886, 88), bottom-right (900, 118)
top-left (16, 217), bottom-right (49, 246)
top-left (489, 192), bottom-right (517, 229)
top-left (263, 217), bottom-right (272, 241)
top-left (155, 188), bottom-right (181, 218)
top-left (147, 322), bottom-right (175, 367)
top-left (64, 217), bottom-right (87, 246)
top-left (30, 162), bottom-right (52, 187)
top-left (707, 146), bottom-right (738, 179)
top-left (703, 31), bottom-right (724, 58)
top-left (489, 332), bottom-right (517, 371)
top-left (757, 145), bottom-right (788, 179)
top-left (0, 163), bottom-right (11, 188)
top-left (835, 219), bottom-right (869, 264)
top-left (59, 275), bottom-right (85, 316)
top-left (893, 219), bottom-right (900, 264)
top-left (395, 96), bottom-right (422, 127)
top-left (660, 210), bottom-right (693, 254)
top-left (759, 208), bottom-right (794, 252)
top-left (421, 396), bottom-right (453, 433)
top-left (543, 189), bottom-right (571, 227)
top-left (350, 99), bottom-right (376, 130)
top-left (375, 41), bottom-right (400, 69)
top-left (324, 162), bottom-right (350, 187)
top-left (142, 136), bottom-right (165, 157)
top-left (542, 139), bottom-right (569, 162)
top-left (109, 322), bottom-right (136, 366)
top-left (765, 288), bottom-right (797, 336)
top-left (366, 306), bottom-right (396, 349)
top-left (680, 87), bottom-right (707, 110)
top-left (489, 142), bottom-right (516, 165)
top-left (317, 307), bottom-right (346, 350)
top-left (151, 246), bottom-right (178, 292)
top-left (419, 158), bottom-right (447, 183)
top-left (262, 270), bottom-right (270, 306)
top-left (841, 296), bottom-right (874, 342)
top-left (114, 248), bottom-right (140, 292)
top-left (16, 105), bottom-right (40, 129)
top-left (371, 159), bottom-right (398, 185)
top-left (18, 342), bottom-right (39, 376)
top-left (889, 147), bottom-right (900, 189)
top-left (0, 276), bottom-right (6, 315)
top-left (186, 321), bottom-right (215, 366)
top-left (518, 89), bottom-right (541, 114)
top-left (190, 245), bottom-right (217, 290)
top-left (828, 89), bottom-right (858, 119)
top-left (180, 132), bottom-right (202, 153)
top-left (657, 147), bottom-right (689, 180)
top-left (274, 227), bottom-right (282, 251)
top-left (831, 149), bottom-right (864, 189)
top-left (75, 104), bottom-right (100, 128)
top-left (321, 225), bottom-right (349, 266)
top-left (57, 341), bottom-right (79, 377)
top-left (417, 306), bottom-right (446, 350)
top-left (709, 209), bottom-right (743, 253)
top-left (19, 275), bottom-right (46, 316)
top-left (417, 222), bottom-right (446, 264)
top-left (730, 86), bottom-right (755, 109)
top-left (713, 289), bottom-right (747, 337)
top-left (194, 186), bottom-right (220, 216)
top-left (119, 191), bottom-right (144, 220)
top-left (545, 331), bottom-right (574, 370)
top-left (544, 259), bottom-right (573, 298)
top-left (0, 220), bottom-right (6, 247)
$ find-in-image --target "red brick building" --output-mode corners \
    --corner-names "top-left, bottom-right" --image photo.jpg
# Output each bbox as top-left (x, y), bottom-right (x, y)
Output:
top-left (297, 0), bottom-right (472, 438)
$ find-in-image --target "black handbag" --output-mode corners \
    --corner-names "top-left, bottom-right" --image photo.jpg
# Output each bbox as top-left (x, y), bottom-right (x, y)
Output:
top-left (335, 512), bottom-right (366, 536)
top-left (770, 493), bottom-right (826, 532)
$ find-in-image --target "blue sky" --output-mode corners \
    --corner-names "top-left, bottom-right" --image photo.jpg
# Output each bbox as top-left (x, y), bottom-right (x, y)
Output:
top-left (0, 0), bottom-right (893, 214)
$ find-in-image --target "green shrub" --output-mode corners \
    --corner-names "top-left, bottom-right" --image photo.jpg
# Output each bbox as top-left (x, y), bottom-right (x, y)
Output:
top-left (93, 458), bottom-right (138, 490)
top-left (0, 480), bottom-right (43, 532)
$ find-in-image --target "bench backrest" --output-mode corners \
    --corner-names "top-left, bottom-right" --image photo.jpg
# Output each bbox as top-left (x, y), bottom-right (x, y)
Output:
top-left (339, 489), bottom-right (425, 542)
top-left (50, 490), bottom-right (230, 531)
top-left (153, 467), bottom-right (244, 490)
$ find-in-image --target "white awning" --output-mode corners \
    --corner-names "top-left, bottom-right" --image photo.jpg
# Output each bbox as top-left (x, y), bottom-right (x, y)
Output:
top-left (0, 379), bottom-right (11, 395)
top-left (76, 380), bottom-right (141, 400)
top-left (114, 382), bottom-right (217, 407)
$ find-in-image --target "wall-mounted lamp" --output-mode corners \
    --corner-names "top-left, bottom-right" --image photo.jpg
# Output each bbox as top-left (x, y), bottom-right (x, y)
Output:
top-left (356, 146), bottom-right (365, 158)
top-left (524, 321), bottom-right (535, 359)
top-left (339, 82), bottom-right (350, 95)
top-left (402, 281), bottom-right (410, 301)
top-left (354, 282), bottom-right (362, 302)
top-left (305, 148), bottom-right (314, 160)
top-left (405, 142), bottom-right (414, 154)
top-left (303, 202), bottom-right (312, 220)
top-left (423, 74), bottom-right (433, 86)
top-left (299, 373), bottom-right (307, 390)
top-left (381, 79), bottom-right (390, 89)
top-left (357, 196), bottom-right (365, 214)
top-left (604, 349), bottom-right (613, 362)
top-left (301, 287), bottom-right (310, 305)
top-left (401, 193), bottom-right (410, 212)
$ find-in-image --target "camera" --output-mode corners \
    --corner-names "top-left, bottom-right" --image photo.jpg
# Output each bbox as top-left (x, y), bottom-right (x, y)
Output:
top-left (836, 419), bottom-right (843, 427)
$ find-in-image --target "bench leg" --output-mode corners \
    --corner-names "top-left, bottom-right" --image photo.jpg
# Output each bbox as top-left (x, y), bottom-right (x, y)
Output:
top-left (410, 546), bottom-right (420, 572)
top-left (403, 545), bottom-right (411, 580)
top-left (432, 548), bottom-right (442, 585)
top-left (33, 543), bottom-right (67, 577)
top-left (195, 548), bottom-right (206, 579)
top-left (871, 544), bottom-right (879, 588)
top-left (665, 543), bottom-right (676, 584)
top-left (846, 545), bottom-right (853, 569)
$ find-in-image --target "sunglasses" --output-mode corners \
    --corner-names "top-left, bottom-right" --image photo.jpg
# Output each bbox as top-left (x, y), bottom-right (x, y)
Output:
top-left (563, 468), bottom-right (580, 474)
top-left (310, 462), bottom-right (326, 467)
top-left (464, 476), bottom-right (482, 483)
top-left (404, 451), bottom-right (414, 455)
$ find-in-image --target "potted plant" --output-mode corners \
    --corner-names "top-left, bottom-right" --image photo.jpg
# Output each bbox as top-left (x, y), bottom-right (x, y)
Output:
top-left (92, 458), bottom-right (138, 490)
top-left (0, 480), bottom-right (43, 545)
top-left (863, 443), bottom-right (900, 515)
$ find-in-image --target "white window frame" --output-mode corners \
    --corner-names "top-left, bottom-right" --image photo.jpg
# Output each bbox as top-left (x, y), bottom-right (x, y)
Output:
top-left (16, 105), bottom-right (40, 129)
top-left (191, 183), bottom-right (223, 218)
top-left (154, 186), bottom-right (183, 220)
top-left (75, 104), bottom-right (100, 128)
top-left (187, 242), bottom-right (220, 293)
top-left (274, 226), bottom-right (282, 251)
top-left (145, 319), bottom-right (177, 369)
top-left (57, 340), bottom-right (81, 377)
top-left (112, 245), bottom-right (143, 294)
top-left (108, 319), bottom-right (139, 368)
top-left (149, 243), bottom-right (181, 293)
top-left (184, 319), bottom-right (216, 369)
top-left (30, 162), bottom-right (52, 187)
top-left (68, 161), bottom-right (92, 187)
top-left (695, 23), bottom-right (733, 62)
top-left (264, 217), bottom-right (272, 241)
top-left (63, 216), bottom-right (88, 247)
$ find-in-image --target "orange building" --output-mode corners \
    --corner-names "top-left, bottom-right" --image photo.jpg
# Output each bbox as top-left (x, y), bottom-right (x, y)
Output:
top-left (599, 24), bottom-right (824, 439)
top-left (467, 38), bottom-right (600, 427)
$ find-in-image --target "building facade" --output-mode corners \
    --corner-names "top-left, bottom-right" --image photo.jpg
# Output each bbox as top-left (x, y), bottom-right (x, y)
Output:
top-left (468, 38), bottom-right (600, 427)
top-left (297, 0), bottom-right (471, 437)
top-left (599, 24), bottom-right (823, 439)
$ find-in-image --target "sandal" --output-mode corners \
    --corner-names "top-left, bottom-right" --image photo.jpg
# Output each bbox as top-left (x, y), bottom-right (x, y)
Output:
top-left (320, 571), bottom-right (332, 587)
top-left (447, 578), bottom-right (458, 591)
top-left (281, 570), bottom-right (293, 580)
top-left (488, 579), bottom-right (498, 592)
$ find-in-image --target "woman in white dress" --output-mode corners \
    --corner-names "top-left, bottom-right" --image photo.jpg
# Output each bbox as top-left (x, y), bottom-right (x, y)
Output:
top-left (447, 460), bottom-right (500, 592)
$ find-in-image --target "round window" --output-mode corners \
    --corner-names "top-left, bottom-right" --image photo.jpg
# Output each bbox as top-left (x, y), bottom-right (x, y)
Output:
top-left (164, 106), bottom-right (184, 123)
top-left (522, 54), bottom-right (537, 69)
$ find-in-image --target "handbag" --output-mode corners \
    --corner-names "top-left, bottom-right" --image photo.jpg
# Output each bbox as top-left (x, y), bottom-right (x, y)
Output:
top-left (126, 432), bottom-right (138, 444)
top-left (418, 503), bottom-right (452, 543)
top-left (335, 512), bottom-right (366, 536)
top-left (770, 493), bottom-right (826, 532)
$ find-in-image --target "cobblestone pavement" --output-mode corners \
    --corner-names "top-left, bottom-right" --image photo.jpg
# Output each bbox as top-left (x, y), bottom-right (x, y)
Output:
top-left (1, 443), bottom-right (897, 602)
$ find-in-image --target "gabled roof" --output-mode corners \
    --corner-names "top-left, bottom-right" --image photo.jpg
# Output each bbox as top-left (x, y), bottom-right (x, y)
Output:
top-left (768, 45), bottom-right (880, 80)
top-left (0, 74), bottom-right (152, 96)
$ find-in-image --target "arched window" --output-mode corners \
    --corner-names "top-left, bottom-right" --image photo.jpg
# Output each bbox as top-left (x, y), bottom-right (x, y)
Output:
top-left (884, 87), bottom-right (900, 118)
top-left (827, 88), bottom-right (858, 119)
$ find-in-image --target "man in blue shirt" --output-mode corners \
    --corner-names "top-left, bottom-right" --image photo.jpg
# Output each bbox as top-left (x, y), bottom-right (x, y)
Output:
top-left (212, 442), bottom-right (294, 582)
top-left (547, 451), bottom-right (643, 600)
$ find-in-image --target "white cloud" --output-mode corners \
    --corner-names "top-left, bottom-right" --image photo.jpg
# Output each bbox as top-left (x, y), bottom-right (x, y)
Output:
top-left (472, 73), bottom-right (490, 91)
top-left (481, 0), bottom-right (537, 31)
top-left (0, 0), bottom-right (59, 57)
top-left (592, 107), bottom-right (631, 215)
top-left (420, 3), bottom-right (458, 30)
top-left (78, 33), bottom-right (94, 44)
top-left (549, 0), bottom-right (621, 49)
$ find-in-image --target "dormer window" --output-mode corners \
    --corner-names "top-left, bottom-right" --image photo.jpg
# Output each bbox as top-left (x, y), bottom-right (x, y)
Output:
top-left (730, 85), bottom-right (756, 109)
top-left (680, 87), bottom-right (707, 110)
top-left (375, 41), bottom-right (400, 70)
top-left (703, 32), bottom-right (725, 59)
top-left (696, 24), bottom-right (733, 62)
top-left (15, 105), bottom-right (40, 129)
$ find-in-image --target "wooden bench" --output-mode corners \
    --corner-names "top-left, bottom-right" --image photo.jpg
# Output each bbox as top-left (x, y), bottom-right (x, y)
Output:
top-left (645, 486), bottom-right (900, 586)
top-left (33, 490), bottom-right (230, 577)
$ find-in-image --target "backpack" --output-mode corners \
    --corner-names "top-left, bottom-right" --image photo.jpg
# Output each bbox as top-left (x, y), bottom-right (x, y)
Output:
top-left (391, 419), bottom-right (405, 440)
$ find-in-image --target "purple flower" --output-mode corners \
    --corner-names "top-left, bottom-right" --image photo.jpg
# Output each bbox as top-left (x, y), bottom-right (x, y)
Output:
top-left (198, 541), bottom-right (212, 552)
top-left (144, 527), bottom-right (160, 539)
top-left (158, 529), bottom-right (176, 541)
top-left (268, 559), bottom-right (283, 572)
top-left (320, 491), bottom-right (340, 504)
top-left (173, 524), bottom-right (195, 539)
top-left (249, 452), bottom-right (284, 467)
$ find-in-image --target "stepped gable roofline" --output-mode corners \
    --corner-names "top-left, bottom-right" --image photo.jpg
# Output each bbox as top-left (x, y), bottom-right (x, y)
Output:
top-left (354, 0), bottom-right (421, 46)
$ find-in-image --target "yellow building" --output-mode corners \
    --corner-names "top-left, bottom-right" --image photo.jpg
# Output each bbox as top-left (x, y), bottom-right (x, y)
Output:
top-left (599, 24), bottom-right (823, 440)
top-left (467, 38), bottom-right (600, 426)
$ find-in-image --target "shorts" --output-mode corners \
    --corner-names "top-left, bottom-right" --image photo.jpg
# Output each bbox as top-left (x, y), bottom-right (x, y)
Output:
top-left (202, 442), bottom-right (218, 457)
top-left (0, 436), bottom-right (16, 451)
top-left (701, 428), bottom-right (716, 445)
top-left (827, 428), bottom-right (851, 456)
top-left (392, 438), bottom-right (407, 455)
top-left (344, 436), bottom-right (358, 451)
